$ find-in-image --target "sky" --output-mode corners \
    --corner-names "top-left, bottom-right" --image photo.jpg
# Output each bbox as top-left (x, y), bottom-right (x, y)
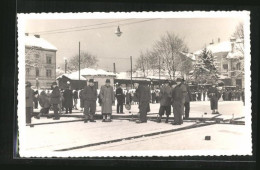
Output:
top-left (25, 17), bottom-right (243, 72)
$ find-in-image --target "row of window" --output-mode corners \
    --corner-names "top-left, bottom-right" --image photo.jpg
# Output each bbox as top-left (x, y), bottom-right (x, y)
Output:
top-left (222, 63), bottom-right (241, 70)
top-left (26, 68), bottom-right (52, 77)
top-left (34, 54), bottom-right (52, 64)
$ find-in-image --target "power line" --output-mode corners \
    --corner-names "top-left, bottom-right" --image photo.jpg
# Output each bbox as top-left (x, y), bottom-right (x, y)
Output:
top-left (35, 19), bottom-right (159, 36)
top-left (29, 19), bottom-right (132, 34)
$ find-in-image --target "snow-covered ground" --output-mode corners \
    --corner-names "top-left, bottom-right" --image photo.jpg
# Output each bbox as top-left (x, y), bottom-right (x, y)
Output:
top-left (20, 101), bottom-right (249, 156)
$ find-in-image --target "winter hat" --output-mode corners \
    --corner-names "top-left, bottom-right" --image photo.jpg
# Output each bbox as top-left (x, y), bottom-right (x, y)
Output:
top-left (176, 78), bottom-right (182, 82)
top-left (106, 79), bottom-right (110, 83)
top-left (26, 81), bottom-right (31, 87)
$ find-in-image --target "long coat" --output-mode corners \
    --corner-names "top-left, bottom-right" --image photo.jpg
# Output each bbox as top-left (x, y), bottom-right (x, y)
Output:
top-left (63, 89), bottom-right (73, 108)
top-left (50, 86), bottom-right (60, 104)
top-left (136, 85), bottom-right (151, 113)
top-left (116, 87), bottom-right (124, 104)
top-left (100, 85), bottom-right (115, 113)
top-left (26, 86), bottom-right (34, 107)
top-left (180, 83), bottom-right (191, 103)
top-left (172, 84), bottom-right (184, 115)
top-left (39, 91), bottom-right (51, 108)
top-left (159, 85), bottom-right (172, 106)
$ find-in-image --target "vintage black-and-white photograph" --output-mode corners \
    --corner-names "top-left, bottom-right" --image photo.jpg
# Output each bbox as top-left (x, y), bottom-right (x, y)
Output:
top-left (17, 12), bottom-right (251, 157)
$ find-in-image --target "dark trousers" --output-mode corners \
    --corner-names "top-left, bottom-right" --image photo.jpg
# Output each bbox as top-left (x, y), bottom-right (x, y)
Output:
top-left (184, 102), bottom-right (190, 118)
top-left (210, 97), bottom-right (218, 110)
top-left (40, 107), bottom-right (50, 115)
top-left (26, 107), bottom-right (32, 124)
top-left (65, 107), bottom-right (72, 113)
top-left (139, 102), bottom-right (149, 122)
top-left (52, 104), bottom-right (59, 119)
top-left (159, 105), bottom-right (171, 116)
top-left (34, 101), bottom-right (38, 109)
top-left (117, 102), bottom-right (123, 113)
top-left (84, 100), bottom-right (96, 120)
top-left (172, 102), bottom-right (184, 124)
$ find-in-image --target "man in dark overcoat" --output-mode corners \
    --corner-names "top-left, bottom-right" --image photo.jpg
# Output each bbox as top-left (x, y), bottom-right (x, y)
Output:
top-left (116, 84), bottom-right (124, 114)
top-left (171, 78), bottom-right (184, 125)
top-left (208, 83), bottom-right (220, 114)
top-left (82, 79), bottom-right (97, 123)
top-left (26, 81), bottom-right (34, 125)
top-left (50, 82), bottom-right (60, 120)
top-left (135, 82), bottom-right (151, 123)
top-left (63, 86), bottom-right (73, 114)
top-left (180, 79), bottom-right (192, 119)
top-left (158, 80), bottom-right (172, 123)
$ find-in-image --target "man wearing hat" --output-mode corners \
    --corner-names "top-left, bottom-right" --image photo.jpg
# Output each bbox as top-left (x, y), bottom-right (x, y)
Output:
top-left (26, 81), bottom-right (34, 125)
top-left (116, 84), bottom-right (124, 114)
top-left (208, 83), bottom-right (220, 114)
top-left (171, 78), bottom-right (184, 125)
top-left (158, 80), bottom-right (172, 123)
top-left (82, 79), bottom-right (97, 123)
top-left (50, 82), bottom-right (60, 120)
top-left (100, 79), bottom-right (115, 122)
top-left (180, 78), bottom-right (192, 119)
top-left (135, 82), bottom-right (151, 123)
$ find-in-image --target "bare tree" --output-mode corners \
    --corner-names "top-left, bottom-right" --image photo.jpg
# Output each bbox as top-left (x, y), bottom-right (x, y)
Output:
top-left (68, 51), bottom-right (98, 72)
top-left (154, 32), bottom-right (189, 79)
top-left (232, 22), bottom-right (244, 54)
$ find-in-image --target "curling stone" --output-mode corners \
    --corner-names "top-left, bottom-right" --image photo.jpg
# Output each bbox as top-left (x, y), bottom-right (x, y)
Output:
top-left (205, 136), bottom-right (211, 140)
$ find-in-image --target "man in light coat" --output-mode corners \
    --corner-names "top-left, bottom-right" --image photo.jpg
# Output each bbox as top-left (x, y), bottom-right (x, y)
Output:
top-left (100, 79), bottom-right (115, 122)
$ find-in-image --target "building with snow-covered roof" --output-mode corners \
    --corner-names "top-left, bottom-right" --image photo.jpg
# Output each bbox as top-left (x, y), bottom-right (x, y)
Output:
top-left (194, 38), bottom-right (244, 88)
top-left (25, 34), bottom-right (57, 89)
top-left (57, 68), bottom-right (116, 89)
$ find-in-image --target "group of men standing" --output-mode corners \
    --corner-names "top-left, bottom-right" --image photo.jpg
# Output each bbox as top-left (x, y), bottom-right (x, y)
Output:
top-left (25, 77), bottom-right (222, 126)
top-left (157, 78), bottom-right (191, 125)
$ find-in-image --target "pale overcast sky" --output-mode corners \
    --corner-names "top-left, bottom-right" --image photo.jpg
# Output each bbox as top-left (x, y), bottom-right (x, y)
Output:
top-left (25, 18), bottom-right (243, 72)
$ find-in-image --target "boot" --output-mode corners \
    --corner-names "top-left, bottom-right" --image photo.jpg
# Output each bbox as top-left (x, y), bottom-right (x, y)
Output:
top-left (157, 115), bottom-right (162, 123)
top-left (165, 116), bottom-right (169, 123)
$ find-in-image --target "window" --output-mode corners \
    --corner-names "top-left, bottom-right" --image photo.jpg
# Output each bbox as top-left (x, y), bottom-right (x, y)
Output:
top-left (34, 54), bottom-right (40, 58)
top-left (223, 64), bottom-right (228, 70)
top-left (26, 68), bottom-right (30, 75)
top-left (46, 55), bottom-right (52, 64)
top-left (236, 63), bottom-right (241, 70)
top-left (46, 69), bottom-right (52, 77)
top-left (35, 67), bottom-right (39, 76)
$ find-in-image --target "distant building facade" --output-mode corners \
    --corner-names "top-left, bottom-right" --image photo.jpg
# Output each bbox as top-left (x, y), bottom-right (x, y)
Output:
top-left (194, 38), bottom-right (244, 88)
top-left (25, 34), bottom-right (57, 89)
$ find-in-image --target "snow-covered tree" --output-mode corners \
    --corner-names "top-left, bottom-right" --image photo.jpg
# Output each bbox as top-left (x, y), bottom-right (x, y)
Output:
top-left (192, 48), bottom-right (219, 83)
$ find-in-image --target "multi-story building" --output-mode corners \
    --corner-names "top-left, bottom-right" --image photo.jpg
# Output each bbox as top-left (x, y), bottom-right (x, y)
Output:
top-left (194, 38), bottom-right (244, 88)
top-left (25, 34), bottom-right (57, 89)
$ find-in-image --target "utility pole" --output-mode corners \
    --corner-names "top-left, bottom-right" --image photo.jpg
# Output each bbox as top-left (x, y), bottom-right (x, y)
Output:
top-left (113, 63), bottom-right (116, 74)
top-left (79, 41), bottom-right (80, 81)
top-left (159, 55), bottom-right (161, 85)
top-left (130, 56), bottom-right (133, 89)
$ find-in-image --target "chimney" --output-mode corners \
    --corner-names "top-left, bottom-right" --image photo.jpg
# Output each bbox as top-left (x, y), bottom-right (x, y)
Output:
top-left (25, 33), bottom-right (29, 36)
top-left (218, 38), bottom-right (220, 43)
top-left (34, 34), bottom-right (40, 38)
top-left (209, 39), bottom-right (214, 45)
